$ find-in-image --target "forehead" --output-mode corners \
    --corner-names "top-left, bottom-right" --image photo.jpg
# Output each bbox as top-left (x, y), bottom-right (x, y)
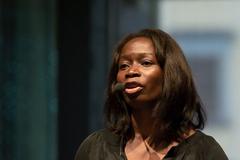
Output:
top-left (120, 37), bottom-right (155, 56)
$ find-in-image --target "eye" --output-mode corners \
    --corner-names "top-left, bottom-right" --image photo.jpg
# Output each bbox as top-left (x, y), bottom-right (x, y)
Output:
top-left (119, 63), bottom-right (129, 70)
top-left (141, 60), bottom-right (153, 67)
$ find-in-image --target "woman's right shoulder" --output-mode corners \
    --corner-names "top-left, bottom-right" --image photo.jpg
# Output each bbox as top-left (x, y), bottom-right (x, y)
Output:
top-left (74, 129), bottom-right (121, 160)
top-left (81, 129), bottom-right (106, 146)
top-left (74, 129), bottom-right (106, 160)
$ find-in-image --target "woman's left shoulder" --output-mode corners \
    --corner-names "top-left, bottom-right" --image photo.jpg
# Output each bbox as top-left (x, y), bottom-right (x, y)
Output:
top-left (183, 130), bottom-right (229, 159)
top-left (192, 130), bottom-right (223, 148)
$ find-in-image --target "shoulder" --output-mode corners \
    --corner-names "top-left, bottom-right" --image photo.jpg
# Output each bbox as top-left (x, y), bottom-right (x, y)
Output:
top-left (74, 129), bottom-right (106, 160)
top-left (74, 129), bottom-right (121, 160)
top-left (79, 129), bottom-right (107, 147)
top-left (175, 130), bottom-right (228, 160)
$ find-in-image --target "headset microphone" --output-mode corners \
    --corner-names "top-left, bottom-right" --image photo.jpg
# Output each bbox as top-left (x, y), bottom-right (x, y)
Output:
top-left (113, 83), bottom-right (125, 93)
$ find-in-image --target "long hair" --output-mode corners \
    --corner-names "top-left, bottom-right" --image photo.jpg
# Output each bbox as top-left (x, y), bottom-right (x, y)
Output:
top-left (104, 29), bottom-right (206, 150)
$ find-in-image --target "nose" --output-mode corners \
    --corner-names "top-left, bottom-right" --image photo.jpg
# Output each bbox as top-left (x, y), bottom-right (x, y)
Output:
top-left (125, 65), bottom-right (141, 78)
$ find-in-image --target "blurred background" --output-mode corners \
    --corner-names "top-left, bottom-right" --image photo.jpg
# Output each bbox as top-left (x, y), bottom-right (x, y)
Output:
top-left (0, 0), bottom-right (240, 159)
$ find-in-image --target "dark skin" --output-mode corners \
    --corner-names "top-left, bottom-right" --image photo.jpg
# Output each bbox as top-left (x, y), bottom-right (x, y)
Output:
top-left (117, 37), bottom-right (163, 138)
top-left (116, 37), bottom-right (166, 159)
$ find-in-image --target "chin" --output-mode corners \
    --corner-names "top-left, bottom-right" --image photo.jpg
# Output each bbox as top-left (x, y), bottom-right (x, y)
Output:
top-left (124, 95), bottom-right (157, 108)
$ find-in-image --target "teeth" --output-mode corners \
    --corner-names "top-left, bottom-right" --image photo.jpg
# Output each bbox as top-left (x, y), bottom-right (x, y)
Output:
top-left (125, 86), bottom-right (142, 94)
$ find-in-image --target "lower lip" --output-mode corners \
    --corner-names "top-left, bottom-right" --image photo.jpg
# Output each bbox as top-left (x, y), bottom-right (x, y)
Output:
top-left (124, 86), bottom-right (143, 94)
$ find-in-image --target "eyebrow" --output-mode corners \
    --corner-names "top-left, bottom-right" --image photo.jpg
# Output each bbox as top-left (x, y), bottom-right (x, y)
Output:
top-left (119, 52), bottom-right (155, 59)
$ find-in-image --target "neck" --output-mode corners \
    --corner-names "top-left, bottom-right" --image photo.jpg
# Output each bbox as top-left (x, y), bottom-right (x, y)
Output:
top-left (131, 108), bottom-right (154, 139)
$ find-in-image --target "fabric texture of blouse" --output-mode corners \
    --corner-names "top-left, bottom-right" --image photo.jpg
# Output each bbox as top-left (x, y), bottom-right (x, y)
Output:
top-left (74, 129), bottom-right (228, 160)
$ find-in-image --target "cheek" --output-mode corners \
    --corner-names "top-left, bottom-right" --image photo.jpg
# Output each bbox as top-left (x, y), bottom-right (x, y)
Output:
top-left (145, 72), bottom-right (163, 92)
top-left (116, 71), bottom-right (124, 83)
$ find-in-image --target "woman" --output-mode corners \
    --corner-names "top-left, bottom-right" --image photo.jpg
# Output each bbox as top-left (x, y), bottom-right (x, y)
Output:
top-left (75, 29), bottom-right (228, 160)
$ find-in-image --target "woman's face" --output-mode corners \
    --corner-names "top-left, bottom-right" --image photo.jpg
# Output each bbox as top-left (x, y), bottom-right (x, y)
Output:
top-left (116, 37), bottom-right (163, 109)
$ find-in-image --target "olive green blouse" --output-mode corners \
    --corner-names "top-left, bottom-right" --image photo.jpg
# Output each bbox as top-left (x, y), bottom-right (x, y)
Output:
top-left (74, 129), bottom-right (228, 160)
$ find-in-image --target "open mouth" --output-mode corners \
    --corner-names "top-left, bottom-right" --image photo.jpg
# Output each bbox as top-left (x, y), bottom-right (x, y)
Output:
top-left (125, 86), bottom-right (143, 94)
top-left (124, 82), bottom-right (143, 95)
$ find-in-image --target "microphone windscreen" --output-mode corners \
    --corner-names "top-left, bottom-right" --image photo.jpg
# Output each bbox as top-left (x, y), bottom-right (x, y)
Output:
top-left (113, 83), bottom-right (125, 93)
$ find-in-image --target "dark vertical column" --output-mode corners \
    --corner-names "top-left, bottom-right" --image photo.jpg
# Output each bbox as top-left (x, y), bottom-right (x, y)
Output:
top-left (58, 0), bottom-right (91, 159)
top-left (88, 0), bottom-right (109, 133)
top-left (0, 0), bottom-right (17, 159)
top-left (15, 0), bottom-right (58, 160)
top-left (0, 0), bottom-right (57, 160)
